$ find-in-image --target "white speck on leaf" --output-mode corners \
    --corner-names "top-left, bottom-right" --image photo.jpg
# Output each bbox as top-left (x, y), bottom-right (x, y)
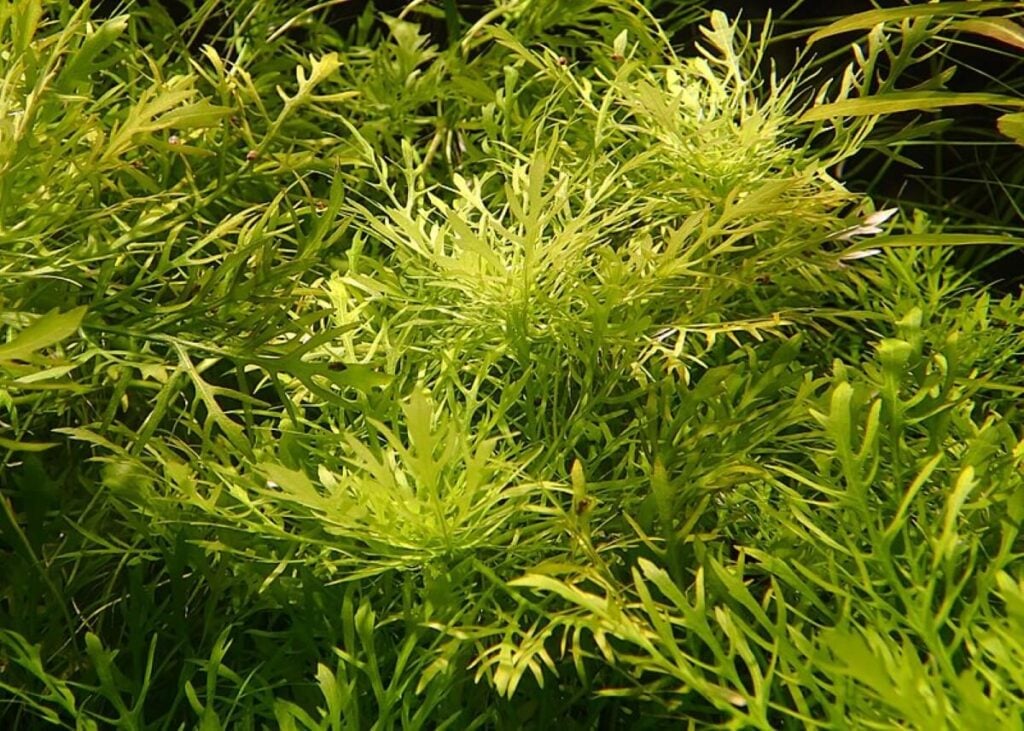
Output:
top-left (839, 247), bottom-right (882, 262)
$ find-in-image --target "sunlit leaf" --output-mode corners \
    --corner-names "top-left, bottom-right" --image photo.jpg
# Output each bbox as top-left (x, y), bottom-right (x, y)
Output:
top-left (997, 112), bottom-right (1024, 145)
top-left (799, 92), bottom-right (1024, 123)
top-left (807, 2), bottom-right (1015, 45)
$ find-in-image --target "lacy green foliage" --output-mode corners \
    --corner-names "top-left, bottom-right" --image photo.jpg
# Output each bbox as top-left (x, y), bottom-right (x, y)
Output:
top-left (1, 0), bottom-right (1023, 729)
top-left (505, 300), bottom-right (1024, 727)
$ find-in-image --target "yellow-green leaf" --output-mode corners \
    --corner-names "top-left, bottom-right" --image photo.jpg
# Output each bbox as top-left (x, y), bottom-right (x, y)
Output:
top-left (259, 463), bottom-right (322, 507)
top-left (807, 2), bottom-right (1013, 45)
top-left (799, 92), bottom-right (1024, 123)
top-left (508, 574), bottom-right (609, 616)
top-left (14, 364), bottom-right (77, 384)
top-left (997, 112), bottom-right (1024, 145)
top-left (935, 466), bottom-right (978, 564)
top-left (866, 233), bottom-right (1024, 248)
top-left (0, 437), bottom-right (59, 452)
top-left (290, 53), bottom-right (342, 102)
top-left (403, 388), bottom-right (434, 458)
top-left (56, 15), bottom-right (129, 90)
top-left (154, 99), bottom-right (234, 130)
top-left (13, 0), bottom-right (43, 55)
top-left (0, 307), bottom-right (87, 362)
top-left (952, 17), bottom-right (1024, 51)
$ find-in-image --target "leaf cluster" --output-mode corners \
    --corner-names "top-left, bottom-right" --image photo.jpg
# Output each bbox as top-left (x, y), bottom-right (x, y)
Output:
top-left (1, 1), bottom-right (1023, 729)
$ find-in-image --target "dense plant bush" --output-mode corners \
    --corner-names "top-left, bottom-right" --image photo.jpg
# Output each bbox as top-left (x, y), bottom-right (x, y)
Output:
top-left (2, 1), bottom-right (1023, 728)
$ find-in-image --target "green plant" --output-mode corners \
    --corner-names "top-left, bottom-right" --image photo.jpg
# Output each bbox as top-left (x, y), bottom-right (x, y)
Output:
top-left (2, 1), bottom-right (1023, 728)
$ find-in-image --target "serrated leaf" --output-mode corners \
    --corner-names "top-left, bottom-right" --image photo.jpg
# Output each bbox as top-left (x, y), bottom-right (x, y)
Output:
top-left (175, 346), bottom-right (251, 458)
top-left (290, 53), bottom-right (343, 102)
top-left (637, 558), bottom-right (690, 612)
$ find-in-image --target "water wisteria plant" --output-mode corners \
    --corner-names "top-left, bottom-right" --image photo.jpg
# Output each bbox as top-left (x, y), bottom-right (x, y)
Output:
top-left (2, 0), bottom-right (1023, 728)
